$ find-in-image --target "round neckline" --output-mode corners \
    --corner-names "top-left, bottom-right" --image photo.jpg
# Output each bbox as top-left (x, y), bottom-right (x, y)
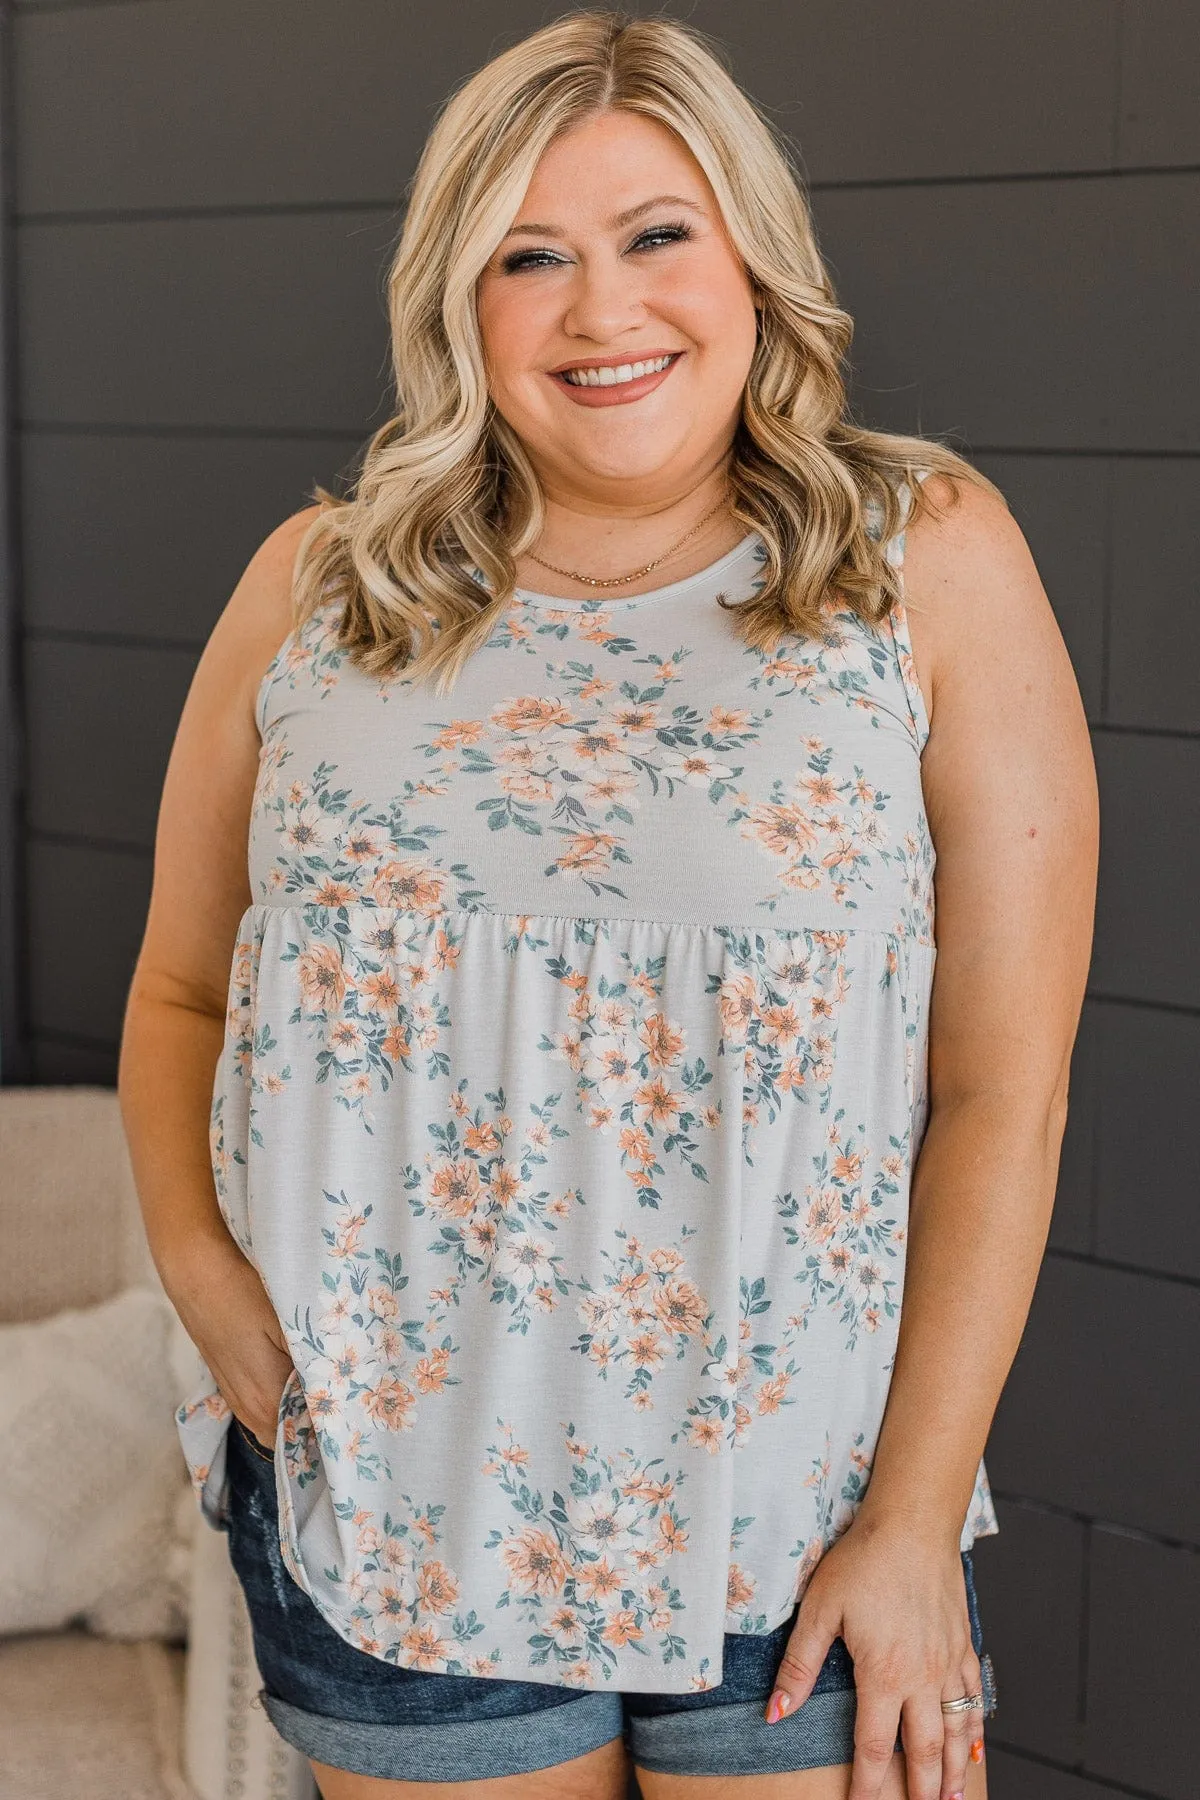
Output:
top-left (512, 530), bottom-right (763, 610)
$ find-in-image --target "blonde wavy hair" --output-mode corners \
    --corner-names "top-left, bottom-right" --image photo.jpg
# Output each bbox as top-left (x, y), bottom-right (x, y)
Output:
top-left (292, 8), bottom-right (1005, 693)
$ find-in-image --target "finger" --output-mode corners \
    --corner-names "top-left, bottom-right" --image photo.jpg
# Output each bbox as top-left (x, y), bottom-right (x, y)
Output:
top-left (899, 1692), bottom-right (945, 1800)
top-left (765, 1607), bottom-right (838, 1719)
top-left (847, 1692), bottom-right (902, 1800)
top-left (939, 1705), bottom-right (973, 1798)
top-left (940, 1656), bottom-right (982, 1800)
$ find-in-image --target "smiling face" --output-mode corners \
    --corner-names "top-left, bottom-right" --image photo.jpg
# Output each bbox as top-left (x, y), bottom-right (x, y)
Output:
top-left (475, 108), bottom-right (759, 508)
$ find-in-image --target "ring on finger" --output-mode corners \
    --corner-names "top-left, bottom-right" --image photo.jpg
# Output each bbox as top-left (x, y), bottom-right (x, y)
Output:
top-left (940, 1692), bottom-right (984, 1714)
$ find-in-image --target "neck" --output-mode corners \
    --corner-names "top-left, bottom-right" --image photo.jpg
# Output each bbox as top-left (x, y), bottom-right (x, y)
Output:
top-left (513, 466), bottom-right (745, 601)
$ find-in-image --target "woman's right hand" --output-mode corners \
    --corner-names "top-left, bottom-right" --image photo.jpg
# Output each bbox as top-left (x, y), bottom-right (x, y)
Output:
top-left (167, 1229), bottom-right (296, 1449)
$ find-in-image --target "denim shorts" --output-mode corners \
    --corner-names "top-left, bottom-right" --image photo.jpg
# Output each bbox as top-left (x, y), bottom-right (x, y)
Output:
top-left (225, 1414), bottom-right (995, 1783)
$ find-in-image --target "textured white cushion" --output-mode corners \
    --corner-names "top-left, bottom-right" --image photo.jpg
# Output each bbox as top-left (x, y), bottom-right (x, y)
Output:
top-left (0, 1286), bottom-right (196, 1640)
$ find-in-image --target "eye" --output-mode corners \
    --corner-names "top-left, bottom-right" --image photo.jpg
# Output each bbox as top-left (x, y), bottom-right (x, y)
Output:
top-left (629, 222), bottom-right (693, 252)
top-left (497, 220), bottom-right (694, 275)
top-left (499, 246), bottom-right (569, 274)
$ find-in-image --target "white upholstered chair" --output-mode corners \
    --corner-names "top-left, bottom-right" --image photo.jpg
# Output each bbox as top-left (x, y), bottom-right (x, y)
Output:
top-left (0, 1085), bottom-right (317, 1800)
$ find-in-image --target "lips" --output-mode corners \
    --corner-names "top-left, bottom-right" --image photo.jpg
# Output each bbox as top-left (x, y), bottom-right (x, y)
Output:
top-left (547, 351), bottom-right (685, 409)
top-left (556, 353), bottom-right (677, 388)
top-left (548, 350), bottom-right (682, 377)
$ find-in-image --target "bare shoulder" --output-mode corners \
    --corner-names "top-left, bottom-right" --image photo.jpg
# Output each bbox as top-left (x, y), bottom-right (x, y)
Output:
top-left (898, 468), bottom-right (1096, 897)
top-left (899, 471), bottom-right (1058, 717)
top-left (212, 501), bottom-right (330, 720)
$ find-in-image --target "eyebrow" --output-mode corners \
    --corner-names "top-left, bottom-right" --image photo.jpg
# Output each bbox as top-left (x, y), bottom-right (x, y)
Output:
top-left (501, 195), bottom-right (705, 240)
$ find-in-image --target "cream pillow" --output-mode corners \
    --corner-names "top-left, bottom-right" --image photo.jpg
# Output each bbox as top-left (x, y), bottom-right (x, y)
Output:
top-left (0, 1286), bottom-right (196, 1640)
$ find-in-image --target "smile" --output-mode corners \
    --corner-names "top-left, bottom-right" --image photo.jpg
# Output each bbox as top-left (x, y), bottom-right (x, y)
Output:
top-left (560, 354), bottom-right (676, 386)
top-left (549, 351), bottom-right (684, 408)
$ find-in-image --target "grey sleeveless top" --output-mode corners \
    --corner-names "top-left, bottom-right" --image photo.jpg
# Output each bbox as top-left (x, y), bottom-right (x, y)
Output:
top-left (177, 471), bottom-right (998, 1693)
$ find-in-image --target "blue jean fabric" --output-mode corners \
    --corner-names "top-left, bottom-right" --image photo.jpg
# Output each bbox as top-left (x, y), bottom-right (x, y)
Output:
top-left (225, 1414), bottom-right (992, 1783)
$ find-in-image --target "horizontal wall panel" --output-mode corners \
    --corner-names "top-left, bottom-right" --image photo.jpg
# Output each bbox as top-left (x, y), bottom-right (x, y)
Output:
top-left (1118, 0), bottom-right (1200, 167)
top-left (26, 839), bottom-right (152, 1045)
top-left (1094, 1004), bottom-right (1200, 1281)
top-left (820, 174), bottom-right (1198, 453)
top-left (21, 430), bottom-right (363, 640)
top-left (13, 0), bottom-right (1125, 215)
top-left (13, 0), bottom-right (538, 214)
top-left (971, 453), bottom-right (1107, 723)
top-left (1107, 457), bottom-right (1200, 733)
top-left (987, 1257), bottom-right (1200, 1542)
top-left (971, 1501), bottom-right (1084, 1762)
top-left (1105, 174), bottom-right (1200, 454)
top-left (17, 210), bottom-right (397, 430)
top-left (1086, 1527), bottom-right (1198, 1797)
top-left (29, 1034), bottom-right (119, 1085)
top-left (1091, 732), bottom-right (1200, 1009)
top-left (985, 1750), bottom-right (1129, 1800)
top-left (774, 0), bottom-right (1120, 185)
top-left (25, 639), bottom-right (198, 846)
top-left (818, 179), bottom-right (1117, 450)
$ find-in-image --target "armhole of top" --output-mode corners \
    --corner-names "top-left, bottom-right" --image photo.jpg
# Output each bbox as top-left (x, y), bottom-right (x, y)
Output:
top-left (253, 630), bottom-right (294, 739)
top-left (254, 584), bottom-right (347, 737)
top-left (885, 467), bottom-right (933, 756)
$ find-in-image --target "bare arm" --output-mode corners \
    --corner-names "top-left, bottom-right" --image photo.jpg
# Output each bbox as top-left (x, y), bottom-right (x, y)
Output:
top-left (857, 474), bottom-right (1098, 1538)
top-left (767, 474), bottom-right (1099, 1800)
top-left (117, 502), bottom-right (325, 1433)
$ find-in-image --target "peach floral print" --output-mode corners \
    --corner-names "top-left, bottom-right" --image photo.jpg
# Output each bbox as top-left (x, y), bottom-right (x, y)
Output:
top-left (417, 662), bottom-right (768, 900)
top-left (482, 1418), bottom-right (694, 1680)
top-left (276, 1369), bottom-right (506, 1675)
top-left (538, 936), bottom-right (719, 1203)
top-left (773, 1114), bottom-right (908, 1349)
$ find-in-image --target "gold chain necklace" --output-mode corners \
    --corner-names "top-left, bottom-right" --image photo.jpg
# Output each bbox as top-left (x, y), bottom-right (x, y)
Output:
top-left (526, 493), bottom-right (731, 589)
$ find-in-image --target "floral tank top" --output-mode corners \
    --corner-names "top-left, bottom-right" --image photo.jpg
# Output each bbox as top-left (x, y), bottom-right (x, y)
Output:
top-left (176, 470), bottom-right (998, 1694)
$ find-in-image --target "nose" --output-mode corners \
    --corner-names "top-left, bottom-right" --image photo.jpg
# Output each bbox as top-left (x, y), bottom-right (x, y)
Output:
top-left (560, 252), bottom-right (647, 344)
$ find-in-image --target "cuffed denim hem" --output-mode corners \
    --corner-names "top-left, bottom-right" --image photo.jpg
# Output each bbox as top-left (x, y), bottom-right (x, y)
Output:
top-left (629, 1688), bottom-right (857, 1776)
top-left (259, 1685), bottom-right (626, 1783)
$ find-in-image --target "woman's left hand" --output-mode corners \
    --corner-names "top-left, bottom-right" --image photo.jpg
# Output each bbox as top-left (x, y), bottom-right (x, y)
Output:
top-left (765, 1512), bottom-right (983, 1800)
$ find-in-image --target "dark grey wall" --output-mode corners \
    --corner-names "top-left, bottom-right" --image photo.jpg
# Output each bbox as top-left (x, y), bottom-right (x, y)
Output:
top-left (3, 4), bottom-right (1197, 1795)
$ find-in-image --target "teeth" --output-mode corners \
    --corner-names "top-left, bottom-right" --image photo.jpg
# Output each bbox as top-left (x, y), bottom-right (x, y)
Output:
top-left (560, 354), bottom-right (674, 387)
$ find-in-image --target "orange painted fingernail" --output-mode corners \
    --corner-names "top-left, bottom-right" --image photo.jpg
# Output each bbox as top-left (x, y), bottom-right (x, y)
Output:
top-left (765, 1689), bottom-right (792, 1723)
top-left (970, 1738), bottom-right (985, 1763)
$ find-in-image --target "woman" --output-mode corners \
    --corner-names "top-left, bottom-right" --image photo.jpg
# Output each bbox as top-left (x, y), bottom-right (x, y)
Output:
top-left (119, 11), bottom-right (1097, 1800)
